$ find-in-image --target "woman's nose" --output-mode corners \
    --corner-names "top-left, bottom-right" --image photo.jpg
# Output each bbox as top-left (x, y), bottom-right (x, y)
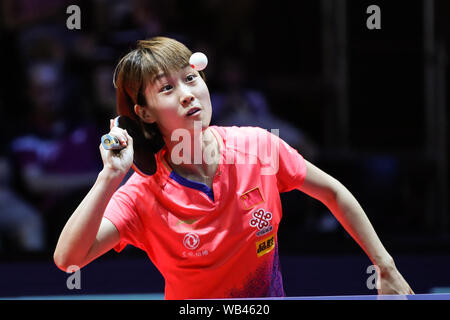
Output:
top-left (180, 91), bottom-right (195, 106)
top-left (178, 82), bottom-right (195, 106)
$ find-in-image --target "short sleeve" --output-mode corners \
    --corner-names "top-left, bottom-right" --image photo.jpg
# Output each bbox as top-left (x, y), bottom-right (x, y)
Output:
top-left (235, 127), bottom-right (307, 193)
top-left (103, 185), bottom-right (145, 252)
top-left (271, 131), bottom-right (307, 192)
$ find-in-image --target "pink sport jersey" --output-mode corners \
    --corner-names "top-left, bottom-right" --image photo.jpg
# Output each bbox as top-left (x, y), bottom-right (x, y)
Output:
top-left (103, 126), bottom-right (307, 299)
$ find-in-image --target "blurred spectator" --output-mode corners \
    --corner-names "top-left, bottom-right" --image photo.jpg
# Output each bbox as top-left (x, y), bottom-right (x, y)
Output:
top-left (131, 0), bottom-right (164, 36)
top-left (0, 120), bottom-right (44, 253)
top-left (8, 58), bottom-right (102, 250)
top-left (92, 0), bottom-right (172, 49)
top-left (211, 56), bottom-right (318, 161)
top-left (1, 0), bottom-right (73, 31)
top-left (90, 62), bottom-right (117, 126)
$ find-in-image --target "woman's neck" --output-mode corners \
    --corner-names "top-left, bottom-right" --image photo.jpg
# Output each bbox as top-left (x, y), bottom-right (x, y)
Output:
top-left (163, 127), bottom-right (220, 185)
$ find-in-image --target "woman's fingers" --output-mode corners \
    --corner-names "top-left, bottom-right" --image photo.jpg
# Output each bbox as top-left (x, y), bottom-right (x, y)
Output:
top-left (109, 127), bottom-right (128, 147)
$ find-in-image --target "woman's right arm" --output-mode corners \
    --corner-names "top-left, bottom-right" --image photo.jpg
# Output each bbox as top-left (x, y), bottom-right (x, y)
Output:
top-left (54, 126), bottom-right (133, 271)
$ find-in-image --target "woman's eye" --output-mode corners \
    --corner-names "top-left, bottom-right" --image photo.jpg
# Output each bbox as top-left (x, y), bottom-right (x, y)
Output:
top-left (160, 84), bottom-right (173, 92)
top-left (186, 74), bottom-right (196, 82)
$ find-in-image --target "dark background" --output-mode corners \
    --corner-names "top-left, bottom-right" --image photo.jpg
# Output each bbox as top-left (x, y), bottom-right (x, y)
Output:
top-left (0, 0), bottom-right (448, 298)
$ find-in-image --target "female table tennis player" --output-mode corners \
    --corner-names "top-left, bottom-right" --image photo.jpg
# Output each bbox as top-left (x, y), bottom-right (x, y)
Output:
top-left (54, 36), bottom-right (413, 299)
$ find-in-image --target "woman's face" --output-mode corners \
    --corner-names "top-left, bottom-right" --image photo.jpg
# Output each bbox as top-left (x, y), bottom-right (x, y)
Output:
top-left (141, 66), bottom-right (212, 138)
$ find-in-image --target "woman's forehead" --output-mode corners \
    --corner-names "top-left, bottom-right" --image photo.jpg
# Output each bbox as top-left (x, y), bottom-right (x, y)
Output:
top-left (150, 64), bottom-right (192, 82)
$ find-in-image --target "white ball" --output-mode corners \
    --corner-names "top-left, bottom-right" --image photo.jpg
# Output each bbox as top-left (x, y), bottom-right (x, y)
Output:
top-left (189, 52), bottom-right (208, 71)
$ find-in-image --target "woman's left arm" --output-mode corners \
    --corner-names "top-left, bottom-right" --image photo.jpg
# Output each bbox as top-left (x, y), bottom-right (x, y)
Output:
top-left (297, 159), bottom-right (414, 295)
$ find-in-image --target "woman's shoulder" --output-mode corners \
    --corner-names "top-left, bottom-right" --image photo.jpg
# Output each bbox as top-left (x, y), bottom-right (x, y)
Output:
top-left (210, 125), bottom-right (279, 159)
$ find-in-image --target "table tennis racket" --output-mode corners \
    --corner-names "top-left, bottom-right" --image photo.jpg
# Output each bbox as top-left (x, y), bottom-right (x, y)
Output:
top-left (101, 116), bottom-right (164, 176)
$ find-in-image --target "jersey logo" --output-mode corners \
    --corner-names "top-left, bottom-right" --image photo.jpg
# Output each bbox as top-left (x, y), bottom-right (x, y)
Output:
top-left (256, 234), bottom-right (275, 257)
top-left (183, 232), bottom-right (200, 250)
top-left (249, 208), bottom-right (272, 230)
top-left (249, 208), bottom-right (274, 236)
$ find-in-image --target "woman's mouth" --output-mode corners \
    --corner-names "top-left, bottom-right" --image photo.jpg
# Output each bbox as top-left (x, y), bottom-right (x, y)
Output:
top-left (186, 107), bottom-right (201, 117)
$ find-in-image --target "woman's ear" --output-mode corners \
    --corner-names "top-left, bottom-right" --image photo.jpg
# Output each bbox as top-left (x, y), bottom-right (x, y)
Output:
top-left (134, 104), bottom-right (156, 123)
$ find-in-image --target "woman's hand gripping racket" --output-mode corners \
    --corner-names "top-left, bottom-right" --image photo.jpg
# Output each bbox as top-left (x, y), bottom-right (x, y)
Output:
top-left (101, 116), bottom-right (161, 176)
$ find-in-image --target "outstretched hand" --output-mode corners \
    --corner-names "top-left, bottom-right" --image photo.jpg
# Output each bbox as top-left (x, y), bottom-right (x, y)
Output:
top-left (377, 262), bottom-right (414, 295)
